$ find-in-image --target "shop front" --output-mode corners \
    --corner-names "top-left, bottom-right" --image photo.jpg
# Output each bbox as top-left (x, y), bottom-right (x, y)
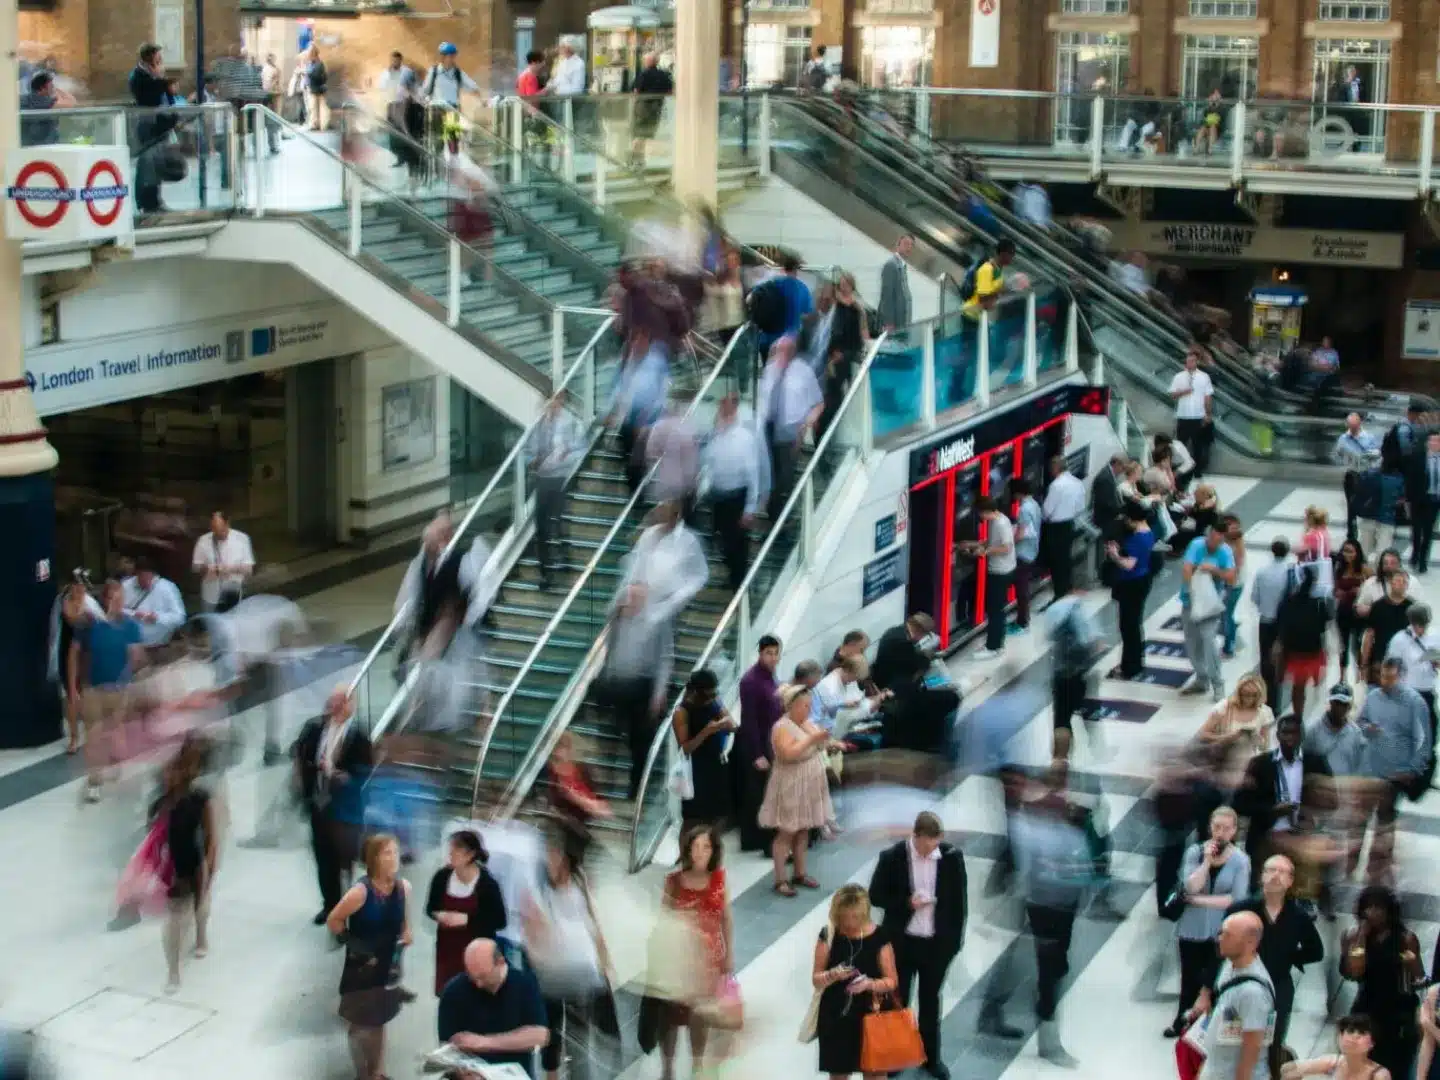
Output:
top-left (904, 383), bottom-right (1108, 649)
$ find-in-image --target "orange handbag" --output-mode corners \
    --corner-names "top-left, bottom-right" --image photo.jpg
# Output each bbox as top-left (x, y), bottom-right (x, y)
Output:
top-left (858, 993), bottom-right (926, 1074)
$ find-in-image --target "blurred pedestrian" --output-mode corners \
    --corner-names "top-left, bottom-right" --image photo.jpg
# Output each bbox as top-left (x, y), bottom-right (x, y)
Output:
top-left (527, 396), bottom-right (585, 590)
top-left (673, 669), bottom-right (738, 830)
top-left (155, 735), bottom-right (219, 994)
top-left (297, 688), bottom-right (374, 925)
top-left (702, 393), bottom-right (762, 592)
top-left (1339, 885), bottom-right (1423, 1078)
top-left (757, 336), bottom-right (823, 521)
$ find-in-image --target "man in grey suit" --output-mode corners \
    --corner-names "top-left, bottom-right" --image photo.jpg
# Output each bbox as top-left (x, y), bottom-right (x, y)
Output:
top-left (879, 234), bottom-right (915, 333)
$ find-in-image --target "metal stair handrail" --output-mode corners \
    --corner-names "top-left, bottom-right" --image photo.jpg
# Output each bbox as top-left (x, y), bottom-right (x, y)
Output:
top-left (468, 322), bottom-right (753, 812)
top-left (627, 329), bottom-right (890, 872)
top-left (345, 313), bottom-right (618, 735)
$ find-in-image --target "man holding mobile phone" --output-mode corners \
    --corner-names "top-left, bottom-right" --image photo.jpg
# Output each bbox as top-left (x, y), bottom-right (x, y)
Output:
top-left (1169, 349), bottom-right (1215, 480)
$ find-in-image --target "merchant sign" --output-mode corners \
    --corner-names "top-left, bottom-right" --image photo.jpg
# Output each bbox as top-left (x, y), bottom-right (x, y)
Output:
top-left (1105, 221), bottom-right (1404, 269)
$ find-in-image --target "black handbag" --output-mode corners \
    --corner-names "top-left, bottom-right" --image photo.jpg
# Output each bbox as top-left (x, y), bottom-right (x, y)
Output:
top-left (1160, 885), bottom-right (1186, 922)
top-left (157, 146), bottom-right (188, 184)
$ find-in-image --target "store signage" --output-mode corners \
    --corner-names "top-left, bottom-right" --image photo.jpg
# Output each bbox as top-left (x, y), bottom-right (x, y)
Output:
top-left (1403, 299), bottom-right (1440, 360)
top-left (4, 146), bottom-right (133, 242)
top-left (1104, 220), bottom-right (1404, 269)
top-left (874, 513), bottom-right (897, 553)
top-left (910, 383), bottom-right (1108, 485)
top-left (969, 0), bottom-right (1000, 68)
top-left (24, 302), bottom-right (389, 416)
top-left (862, 549), bottom-right (906, 607)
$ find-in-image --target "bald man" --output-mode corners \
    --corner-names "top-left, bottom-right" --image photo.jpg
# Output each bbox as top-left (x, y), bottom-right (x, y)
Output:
top-left (1191, 911), bottom-right (1276, 1080)
top-left (295, 686), bottom-right (373, 925)
top-left (437, 939), bottom-right (548, 1076)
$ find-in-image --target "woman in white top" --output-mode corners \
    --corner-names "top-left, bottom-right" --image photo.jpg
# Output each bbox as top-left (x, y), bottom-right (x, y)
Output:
top-left (1283, 1013), bottom-right (1390, 1080)
top-left (1196, 672), bottom-right (1274, 796)
top-left (526, 837), bottom-right (613, 1080)
top-left (701, 246), bottom-right (745, 336)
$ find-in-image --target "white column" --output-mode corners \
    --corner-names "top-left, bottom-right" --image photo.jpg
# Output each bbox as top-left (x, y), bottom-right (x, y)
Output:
top-left (1023, 292), bottom-right (1038, 387)
top-left (976, 312), bottom-right (992, 408)
top-left (1088, 96), bottom-right (1105, 179)
top-left (920, 323), bottom-right (937, 428)
top-left (758, 92), bottom-right (772, 177)
top-left (0, 0), bottom-right (58, 481)
top-left (1063, 300), bottom-right (1079, 372)
top-left (1421, 111), bottom-right (1435, 198)
top-left (1230, 102), bottom-right (1246, 186)
top-left (672, 0), bottom-right (721, 208)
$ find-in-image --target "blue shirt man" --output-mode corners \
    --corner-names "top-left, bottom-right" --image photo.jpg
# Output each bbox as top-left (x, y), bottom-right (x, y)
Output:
top-left (1015, 494), bottom-right (1043, 564)
top-left (1180, 533), bottom-right (1236, 608)
top-left (756, 265), bottom-right (813, 355)
top-left (81, 609), bottom-right (144, 687)
top-left (438, 939), bottom-right (549, 1077)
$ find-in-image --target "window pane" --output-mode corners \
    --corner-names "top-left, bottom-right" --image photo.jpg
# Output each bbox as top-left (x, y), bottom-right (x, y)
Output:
top-left (1061, 0), bottom-right (1129, 13)
top-left (1187, 0), bottom-right (1258, 16)
top-left (1318, 0), bottom-right (1389, 18)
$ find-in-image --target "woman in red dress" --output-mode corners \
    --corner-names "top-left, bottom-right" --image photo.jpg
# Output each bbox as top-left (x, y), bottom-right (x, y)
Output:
top-left (658, 823), bottom-right (734, 1080)
top-left (424, 830), bottom-right (507, 995)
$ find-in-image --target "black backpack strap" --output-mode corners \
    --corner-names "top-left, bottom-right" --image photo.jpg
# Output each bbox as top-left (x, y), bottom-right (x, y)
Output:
top-left (1215, 973), bottom-right (1275, 1007)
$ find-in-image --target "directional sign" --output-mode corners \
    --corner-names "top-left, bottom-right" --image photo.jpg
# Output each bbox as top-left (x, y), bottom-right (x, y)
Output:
top-left (5, 146), bottom-right (133, 242)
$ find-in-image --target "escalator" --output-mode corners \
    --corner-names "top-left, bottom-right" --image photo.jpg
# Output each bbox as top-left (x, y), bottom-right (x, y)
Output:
top-left (763, 100), bottom-right (1361, 465)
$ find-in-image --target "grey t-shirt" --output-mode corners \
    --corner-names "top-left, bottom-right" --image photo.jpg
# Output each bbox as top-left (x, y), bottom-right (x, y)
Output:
top-left (1200, 959), bottom-right (1275, 1080)
top-left (986, 514), bottom-right (1018, 575)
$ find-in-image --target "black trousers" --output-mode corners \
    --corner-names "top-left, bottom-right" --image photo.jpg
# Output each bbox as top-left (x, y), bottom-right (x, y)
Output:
top-left (985, 569), bottom-right (1012, 650)
top-left (709, 488), bottom-right (750, 591)
top-left (309, 809), bottom-right (360, 914)
top-left (737, 758), bottom-right (774, 852)
top-left (1258, 620), bottom-right (1281, 713)
top-left (619, 421), bottom-right (645, 494)
top-left (1415, 496), bottom-right (1440, 572)
top-left (603, 675), bottom-right (658, 801)
top-left (1028, 903), bottom-right (1077, 1021)
top-left (768, 437), bottom-right (799, 521)
top-left (534, 473), bottom-right (567, 576)
top-left (1176, 418), bottom-right (1211, 478)
top-left (896, 934), bottom-right (953, 1066)
top-left (1052, 671), bottom-right (1088, 732)
top-left (1343, 470), bottom-right (1360, 540)
top-left (1176, 938), bottom-right (1219, 1023)
top-left (1042, 520), bottom-right (1075, 598)
top-left (1114, 575), bottom-right (1149, 677)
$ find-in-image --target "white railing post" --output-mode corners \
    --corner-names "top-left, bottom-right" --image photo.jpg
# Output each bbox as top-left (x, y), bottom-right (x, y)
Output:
top-left (582, 348), bottom-right (597, 424)
top-left (550, 309), bottom-right (566, 387)
top-left (1092, 351), bottom-right (1105, 386)
top-left (562, 98), bottom-right (577, 185)
top-left (759, 92), bottom-right (772, 177)
top-left (860, 370), bottom-right (875, 459)
top-left (509, 99), bottom-right (524, 185)
top-left (1023, 292), bottom-right (1038, 388)
top-left (1064, 300), bottom-right (1079, 372)
top-left (447, 240), bottom-right (462, 327)
top-left (110, 111), bottom-right (127, 151)
top-left (800, 477), bottom-right (816, 566)
top-left (252, 113), bottom-right (266, 217)
top-left (1421, 110), bottom-right (1435, 197)
top-left (1117, 398), bottom-right (1130, 447)
top-left (239, 110), bottom-right (256, 215)
top-left (348, 171), bottom-right (363, 256)
top-left (1230, 101), bottom-right (1246, 185)
top-left (921, 323), bottom-right (937, 429)
top-left (511, 448), bottom-right (528, 528)
top-left (595, 151), bottom-right (608, 207)
top-left (916, 90), bottom-right (932, 140)
top-left (977, 312), bottom-right (992, 408)
top-left (1089, 95), bottom-right (1105, 179)
top-left (737, 590), bottom-right (752, 671)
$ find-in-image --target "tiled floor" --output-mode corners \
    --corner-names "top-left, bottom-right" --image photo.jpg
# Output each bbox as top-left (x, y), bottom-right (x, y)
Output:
top-left (6, 476), bottom-right (1440, 1080)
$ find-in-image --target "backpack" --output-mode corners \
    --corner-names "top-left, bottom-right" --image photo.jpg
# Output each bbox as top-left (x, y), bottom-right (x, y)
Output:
top-left (805, 61), bottom-right (828, 91)
top-left (747, 278), bottom-right (788, 336)
top-left (959, 257), bottom-right (997, 305)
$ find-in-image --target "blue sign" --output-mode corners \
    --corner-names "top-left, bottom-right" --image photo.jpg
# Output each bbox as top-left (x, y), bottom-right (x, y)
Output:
top-left (874, 513), bottom-right (897, 553)
top-left (1080, 698), bottom-right (1160, 724)
top-left (1144, 641), bottom-right (1188, 659)
top-left (862, 549), bottom-right (906, 607)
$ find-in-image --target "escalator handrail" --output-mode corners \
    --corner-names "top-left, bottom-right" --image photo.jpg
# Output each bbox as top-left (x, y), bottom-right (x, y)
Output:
top-left (627, 329), bottom-right (891, 872)
top-left (844, 96), bottom-right (1425, 415)
top-left (240, 104), bottom-right (560, 322)
top-left (345, 314), bottom-right (618, 716)
top-left (469, 323), bottom-right (752, 813)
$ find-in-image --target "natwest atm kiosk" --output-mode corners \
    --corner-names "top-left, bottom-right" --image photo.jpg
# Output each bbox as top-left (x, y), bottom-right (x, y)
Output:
top-left (905, 384), bottom-right (1109, 650)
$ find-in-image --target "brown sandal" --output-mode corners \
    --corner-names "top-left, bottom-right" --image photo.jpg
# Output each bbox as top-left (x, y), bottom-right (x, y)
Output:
top-left (773, 881), bottom-right (797, 897)
top-left (792, 875), bottom-right (821, 890)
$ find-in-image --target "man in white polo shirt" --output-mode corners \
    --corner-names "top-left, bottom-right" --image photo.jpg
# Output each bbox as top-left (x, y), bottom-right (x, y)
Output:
top-left (1169, 348), bottom-right (1214, 479)
top-left (192, 509), bottom-right (255, 612)
top-left (1386, 602), bottom-right (1439, 738)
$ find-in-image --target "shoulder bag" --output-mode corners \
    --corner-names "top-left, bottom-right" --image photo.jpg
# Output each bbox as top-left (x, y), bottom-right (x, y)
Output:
top-left (798, 920), bottom-right (836, 1043)
top-left (859, 991), bottom-right (927, 1074)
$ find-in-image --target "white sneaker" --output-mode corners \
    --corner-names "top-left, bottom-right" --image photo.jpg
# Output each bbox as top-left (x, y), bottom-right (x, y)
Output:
top-left (971, 648), bottom-right (1004, 661)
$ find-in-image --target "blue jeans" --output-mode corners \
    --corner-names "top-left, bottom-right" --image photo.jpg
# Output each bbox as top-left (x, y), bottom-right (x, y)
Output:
top-left (1221, 584), bottom-right (1242, 654)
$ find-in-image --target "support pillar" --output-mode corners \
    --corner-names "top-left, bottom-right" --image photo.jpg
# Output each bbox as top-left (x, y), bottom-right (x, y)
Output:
top-left (1, 0), bottom-right (63, 747)
top-left (672, 0), bottom-right (721, 209)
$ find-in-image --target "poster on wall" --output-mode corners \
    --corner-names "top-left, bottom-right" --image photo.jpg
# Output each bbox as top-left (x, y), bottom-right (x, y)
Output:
top-left (1404, 300), bottom-right (1440, 360)
top-left (153, 0), bottom-right (186, 68)
top-left (969, 0), bottom-right (1000, 68)
top-left (382, 377), bottom-right (437, 471)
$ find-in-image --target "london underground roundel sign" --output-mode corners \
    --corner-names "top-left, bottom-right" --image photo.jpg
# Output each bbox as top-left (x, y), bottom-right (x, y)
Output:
top-left (4, 146), bottom-right (134, 242)
top-left (8, 159), bottom-right (71, 229)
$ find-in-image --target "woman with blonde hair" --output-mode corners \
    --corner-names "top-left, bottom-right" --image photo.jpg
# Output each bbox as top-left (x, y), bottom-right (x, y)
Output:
top-left (328, 832), bottom-right (411, 1080)
top-left (1297, 504), bottom-right (1335, 595)
top-left (759, 684), bottom-right (834, 897)
top-left (1195, 673), bottom-right (1273, 828)
top-left (812, 884), bottom-right (899, 1079)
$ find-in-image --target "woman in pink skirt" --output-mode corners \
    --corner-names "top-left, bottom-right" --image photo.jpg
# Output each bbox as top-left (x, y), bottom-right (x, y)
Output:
top-left (758, 684), bottom-right (833, 897)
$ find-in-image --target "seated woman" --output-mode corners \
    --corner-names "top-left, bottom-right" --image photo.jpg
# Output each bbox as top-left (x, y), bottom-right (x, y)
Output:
top-left (1283, 1014), bottom-right (1391, 1080)
top-left (1193, 88), bottom-right (1225, 155)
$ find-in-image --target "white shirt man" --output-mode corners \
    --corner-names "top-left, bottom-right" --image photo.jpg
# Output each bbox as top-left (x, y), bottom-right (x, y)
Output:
top-left (905, 837), bottom-right (941, 937)
top-left (122, 567), bottom-right (187, 646)
top-left (424, 58), bottom-right (479, 108)
top-left (549, 46), bottom-right (586, 96)
top-left (702, 407), bottom-right (764, 517)
top-left (1042, 470), bottom-right (1085, 525)
top-left (378, 56), bottom-right (416, 102)
top-left (758, 352), bottom-right (824, 443)
top-left (1169, 361), bottom-right (1214, 422)
top-left (1386, 615), bottom-right (1439, 696)
top-left (191, 511), bottom-right (255, 610)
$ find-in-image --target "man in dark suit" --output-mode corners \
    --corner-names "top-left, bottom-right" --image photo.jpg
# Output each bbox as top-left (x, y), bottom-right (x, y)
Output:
top-left (294, 686), bottom-right (374, 925)
top-left (1090, 453), bottom-right (1127, 576)
top-left (869, 811), bottom-right (967, 1080)
top-left (1232, 713), bottom-right (1333, 889)
top-left (872, 613), bottom-right (960, 754)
